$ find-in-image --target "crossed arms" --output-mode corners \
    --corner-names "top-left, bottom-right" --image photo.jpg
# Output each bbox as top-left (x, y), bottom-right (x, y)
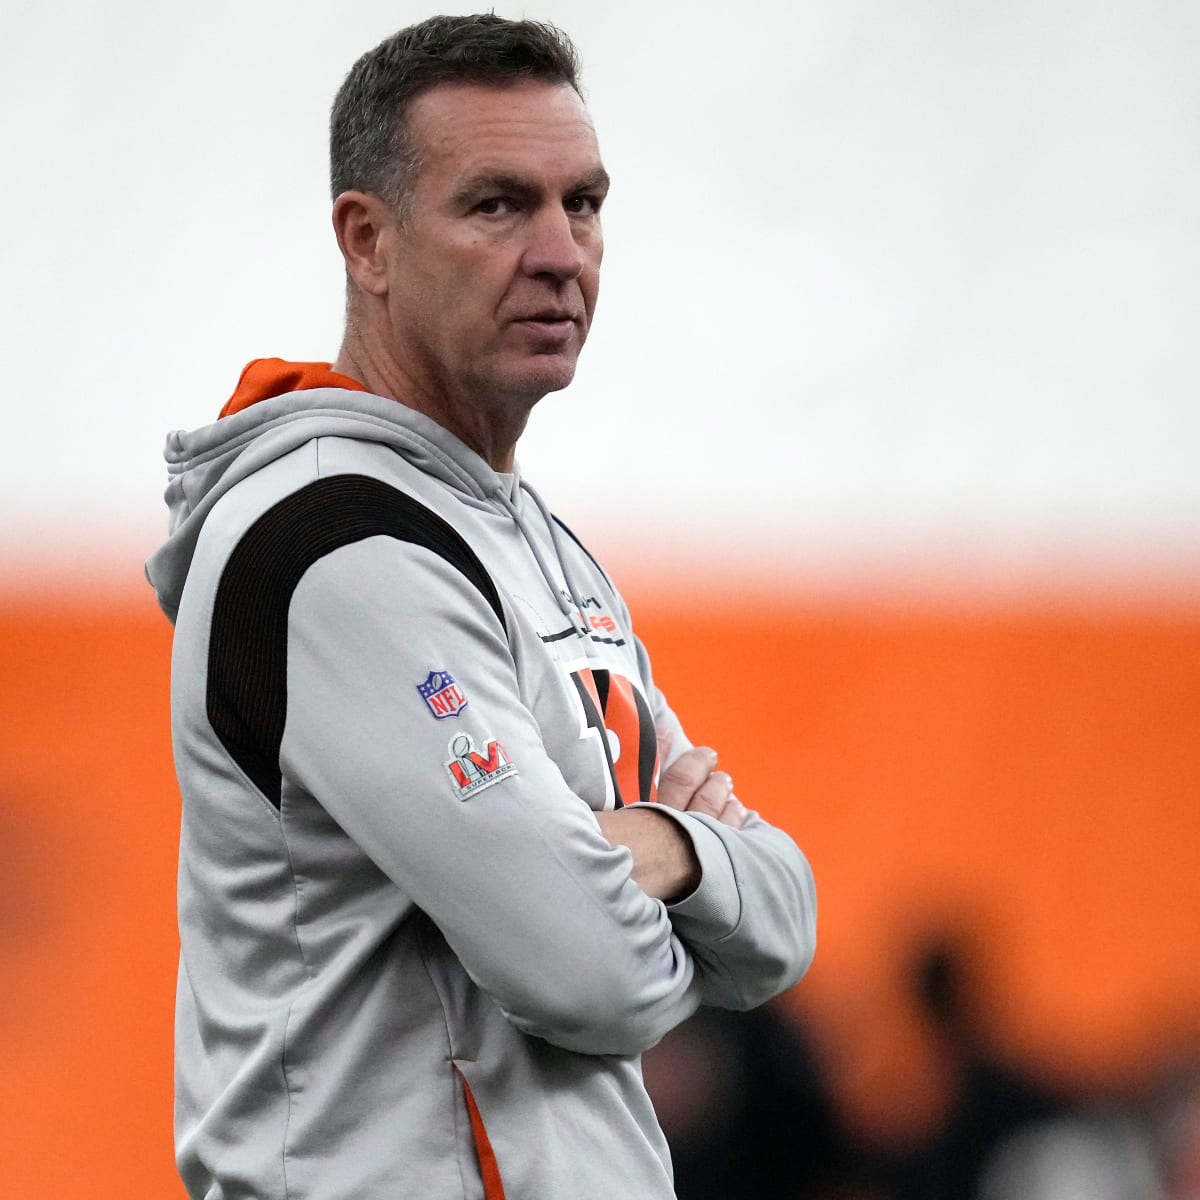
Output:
top-left (282, 538), bottom-right (816, 1055)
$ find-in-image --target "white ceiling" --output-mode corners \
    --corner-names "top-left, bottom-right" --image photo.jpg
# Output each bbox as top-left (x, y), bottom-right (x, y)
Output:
top-left (2, 0), bottom-right (1197, 588)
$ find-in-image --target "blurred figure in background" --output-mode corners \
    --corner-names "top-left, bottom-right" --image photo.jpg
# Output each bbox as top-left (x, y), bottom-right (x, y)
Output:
top-left (1157, 1056), bottom-right (1200, 1198)
top-left (976, 1109), bottom-right (1159, 1200)
top-left (642, 1001), bottom-right (857, 1200)
top-left (865, 929), bottom-right (1065, 1200)
top-left (977, 1049), bottom-right (1200, 1200)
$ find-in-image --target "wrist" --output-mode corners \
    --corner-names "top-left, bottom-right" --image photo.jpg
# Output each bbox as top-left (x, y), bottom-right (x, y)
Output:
top-left (595, 805), bottom-right (701, 902)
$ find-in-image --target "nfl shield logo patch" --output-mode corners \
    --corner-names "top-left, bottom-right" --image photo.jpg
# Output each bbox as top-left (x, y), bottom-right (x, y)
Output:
top-left (417, 670), bottom-right (469, 719)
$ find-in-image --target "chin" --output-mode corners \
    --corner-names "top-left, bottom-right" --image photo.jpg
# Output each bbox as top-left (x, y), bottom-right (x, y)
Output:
top-left (498, 358), bottom-right (580, 401)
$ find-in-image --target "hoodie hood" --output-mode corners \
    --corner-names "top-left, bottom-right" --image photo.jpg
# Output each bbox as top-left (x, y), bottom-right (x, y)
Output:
top-left (218, 357), bottom-right (368, 418)
top-left (145, 358), bottom-right (530, 623)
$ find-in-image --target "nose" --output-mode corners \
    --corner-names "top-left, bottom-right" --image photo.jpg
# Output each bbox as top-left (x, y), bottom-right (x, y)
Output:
top-left (520, 206), bottom-right (587, 281)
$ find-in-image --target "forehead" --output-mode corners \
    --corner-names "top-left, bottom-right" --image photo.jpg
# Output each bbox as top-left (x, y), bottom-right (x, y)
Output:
top-left (405, 80), bottom-right (603, 190)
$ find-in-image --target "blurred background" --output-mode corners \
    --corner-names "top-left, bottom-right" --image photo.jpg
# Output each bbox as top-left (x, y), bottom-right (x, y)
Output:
top-left (2, 1), bottom-right (1198, 1196)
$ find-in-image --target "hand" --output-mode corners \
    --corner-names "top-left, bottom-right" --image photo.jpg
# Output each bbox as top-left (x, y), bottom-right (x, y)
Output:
top-left (593, 744), bottom-right (747, 903)
top-left (657, 745), bottom-right (748, 829)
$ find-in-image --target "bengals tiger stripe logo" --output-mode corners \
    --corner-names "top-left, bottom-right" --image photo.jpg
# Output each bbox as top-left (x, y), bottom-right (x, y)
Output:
top-left (568, 665), bottom-right (659, 807)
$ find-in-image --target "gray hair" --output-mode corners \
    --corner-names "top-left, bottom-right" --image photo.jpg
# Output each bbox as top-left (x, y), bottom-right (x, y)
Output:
top-left (330, 14), bottom-right (583, 211)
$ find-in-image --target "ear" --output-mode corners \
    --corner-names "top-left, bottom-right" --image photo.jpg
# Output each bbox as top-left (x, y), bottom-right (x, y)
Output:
top-left (331, 191), bottom-right (396, 297)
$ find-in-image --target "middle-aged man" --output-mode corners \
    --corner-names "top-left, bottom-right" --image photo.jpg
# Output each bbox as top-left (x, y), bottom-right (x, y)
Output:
top-left (147, 15), bottom-right (816, 1200)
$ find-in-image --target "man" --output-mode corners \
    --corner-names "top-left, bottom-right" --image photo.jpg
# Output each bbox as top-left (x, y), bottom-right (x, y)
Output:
top-left (147, 15), bottom-right (816, 1200)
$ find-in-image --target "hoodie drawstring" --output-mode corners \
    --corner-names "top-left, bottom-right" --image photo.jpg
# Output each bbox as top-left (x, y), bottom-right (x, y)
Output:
top-left (493, 477), bottom-right (590, 633)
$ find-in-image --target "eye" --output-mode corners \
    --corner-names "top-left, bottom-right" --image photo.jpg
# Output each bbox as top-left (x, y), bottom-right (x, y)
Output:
top-left (564, 194), bottom-right (603, 216)
top-left (476, 196), bottom-right (516, 216)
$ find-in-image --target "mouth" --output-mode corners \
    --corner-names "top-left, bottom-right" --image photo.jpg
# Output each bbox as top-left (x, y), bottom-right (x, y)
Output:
top-left (512, 313), bottom-right (580, 342)
top-left (516, 311), bottom-right (578, 325)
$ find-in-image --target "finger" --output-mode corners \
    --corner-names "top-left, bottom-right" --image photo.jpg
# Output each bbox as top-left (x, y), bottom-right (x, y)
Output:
top-left (656, 725), bottom-right (675, 765)
top-left (657, 746), bottom-right (719, 809)
top-left (715, 794), bottom-right (749, 829)
top-left (682, 770), bottom-right (735, 819)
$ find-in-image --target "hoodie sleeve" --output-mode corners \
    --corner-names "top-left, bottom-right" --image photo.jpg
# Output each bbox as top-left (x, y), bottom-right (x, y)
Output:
top-left (279, 536), bottom-right (704, 1057)
top-left (628, 633), bottom-right (818, 1010)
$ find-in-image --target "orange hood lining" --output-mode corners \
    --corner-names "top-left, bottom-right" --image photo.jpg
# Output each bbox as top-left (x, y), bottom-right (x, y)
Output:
top-left (219, 358), bottom-right (368, 418)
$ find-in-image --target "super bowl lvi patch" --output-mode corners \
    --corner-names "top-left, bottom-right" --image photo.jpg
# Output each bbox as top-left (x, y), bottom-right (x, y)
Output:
top-left (444, 733), bottom-right (518, 799)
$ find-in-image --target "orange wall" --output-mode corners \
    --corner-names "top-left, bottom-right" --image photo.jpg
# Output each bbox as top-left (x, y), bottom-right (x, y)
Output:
top-left (2, 587), bottom-right (1197, 1193)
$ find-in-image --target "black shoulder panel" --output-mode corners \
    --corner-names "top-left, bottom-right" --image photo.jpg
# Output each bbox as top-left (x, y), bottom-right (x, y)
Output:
top-left (206, 473), bottom-right (504, 809)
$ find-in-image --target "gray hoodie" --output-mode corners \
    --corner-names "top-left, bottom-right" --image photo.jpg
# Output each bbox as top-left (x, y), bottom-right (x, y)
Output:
top-left (147, 367), bottom-right (816, 1200)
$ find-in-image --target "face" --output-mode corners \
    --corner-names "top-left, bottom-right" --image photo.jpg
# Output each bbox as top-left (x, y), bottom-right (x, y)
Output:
top-left (381, 80), bottom-right (608, 413)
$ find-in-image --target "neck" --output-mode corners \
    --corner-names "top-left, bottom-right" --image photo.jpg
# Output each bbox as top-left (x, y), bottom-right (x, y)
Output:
top-left (334, 328), bottom-right (528, 473)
